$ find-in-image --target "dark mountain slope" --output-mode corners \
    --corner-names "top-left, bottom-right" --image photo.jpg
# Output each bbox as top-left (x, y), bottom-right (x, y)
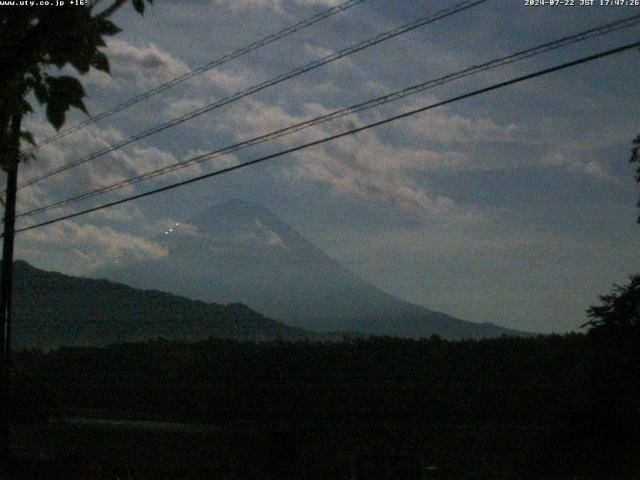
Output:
top-left (96, 200), bottom-right (532, 339)
top-left (10, 260), bottom-right (310, 348)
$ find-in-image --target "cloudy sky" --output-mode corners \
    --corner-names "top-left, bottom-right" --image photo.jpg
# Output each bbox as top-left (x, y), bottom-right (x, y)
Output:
top-left (11, 0), bottom-right (640, 333)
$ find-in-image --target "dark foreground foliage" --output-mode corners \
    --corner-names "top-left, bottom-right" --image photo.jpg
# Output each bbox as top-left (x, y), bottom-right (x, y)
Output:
top-left (9, 333), bottom-right (640, 479)
top-left (14, 335), bottom-right (590, 424)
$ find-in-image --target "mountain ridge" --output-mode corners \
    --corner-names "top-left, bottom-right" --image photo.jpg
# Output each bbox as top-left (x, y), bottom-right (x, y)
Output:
top-left (10, 259), bottom-right (314, 348)
top-left (95, 200), bottom-right (532, 339)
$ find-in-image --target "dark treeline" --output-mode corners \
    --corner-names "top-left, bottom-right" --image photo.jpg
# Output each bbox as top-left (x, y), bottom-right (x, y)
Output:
top-left (13, 334), bottom-right (593, 425)
top-left (11, 333), bottom-right (640, 477)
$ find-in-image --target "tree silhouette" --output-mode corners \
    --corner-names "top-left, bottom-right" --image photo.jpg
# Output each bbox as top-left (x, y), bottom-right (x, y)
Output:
top-left (0, 0), bottom-right (153, 470)
top-left (575, 139), bottom-right (640, 476)
top-left (582, 125), bottom-right (640, 334)
top-left (583, 275), bottom-right (640, 332)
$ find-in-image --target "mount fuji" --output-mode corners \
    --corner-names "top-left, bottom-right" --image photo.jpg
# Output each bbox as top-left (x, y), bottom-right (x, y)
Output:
top-left (94, 200), bottom-right (530, 339)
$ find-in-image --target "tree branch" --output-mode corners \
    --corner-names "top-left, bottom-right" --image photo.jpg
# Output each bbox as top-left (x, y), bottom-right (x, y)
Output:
top-left (95, 0), bottom-right (128, 19)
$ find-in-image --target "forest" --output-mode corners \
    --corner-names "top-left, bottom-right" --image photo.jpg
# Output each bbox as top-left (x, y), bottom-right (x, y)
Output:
top-left (10, 330), bottom-right (640, 478)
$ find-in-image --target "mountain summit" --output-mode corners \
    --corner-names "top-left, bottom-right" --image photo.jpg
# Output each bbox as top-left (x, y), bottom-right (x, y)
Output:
top-left (96, 200), bottom-right (530, 339)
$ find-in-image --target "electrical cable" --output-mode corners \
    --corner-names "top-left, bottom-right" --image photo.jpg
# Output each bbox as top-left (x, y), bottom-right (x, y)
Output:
top-left (16, 0), bottom-right (487, 192)
top-left (16, 14), bottom-right (640, 219)
top-left (9, 40), bottom-right (638, 237)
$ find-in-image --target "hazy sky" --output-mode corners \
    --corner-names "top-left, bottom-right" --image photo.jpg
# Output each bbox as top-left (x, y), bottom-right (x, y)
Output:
top-left (12, 0), bottom-right (640, 333)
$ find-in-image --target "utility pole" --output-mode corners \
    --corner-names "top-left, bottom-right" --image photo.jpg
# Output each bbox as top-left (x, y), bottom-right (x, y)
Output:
top-left (0, 111), bottom-right (22, 472)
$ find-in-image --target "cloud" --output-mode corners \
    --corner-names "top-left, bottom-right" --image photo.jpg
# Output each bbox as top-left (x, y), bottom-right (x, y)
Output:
top-left (220, 0), bottom-right (344, 12)
top-left (566, 160), bottom-right (613, 181)
top-left (540, 149), bottom-right (614, 181)
top-left (85, 39), bottom-right (190, 91)
top-left (167, 94), bottom-right (486, 217)
top-left (407, 111), bottom-right (521, 145)
top-left (17, 117), bottom-right (224, 221)
top-left (20, 221), bottom-right (168, 271)
top-left (150, 92), bottom-right (488, 218)
top-left (281, 125), bottom-right (480, 220)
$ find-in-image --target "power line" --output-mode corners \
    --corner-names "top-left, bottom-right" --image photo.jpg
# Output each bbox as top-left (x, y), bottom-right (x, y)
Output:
top-left (23, 0), bottom-right (368, 152)
top-left (10, 40), bottom-right (639, 237)
top-left (16, 14), bottom-right (640, 219)
top-left (16, 0), bottom-right (488, 192)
